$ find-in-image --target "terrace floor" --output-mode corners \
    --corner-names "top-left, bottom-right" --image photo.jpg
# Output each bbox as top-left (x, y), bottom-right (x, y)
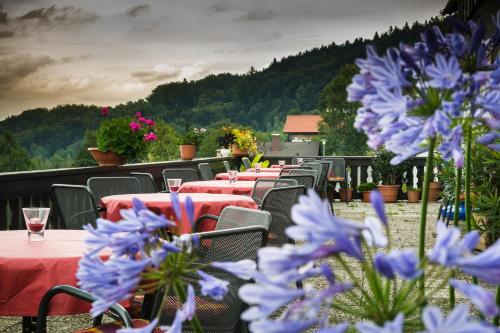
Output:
top-left (1, 201), bottom-right (474, 332)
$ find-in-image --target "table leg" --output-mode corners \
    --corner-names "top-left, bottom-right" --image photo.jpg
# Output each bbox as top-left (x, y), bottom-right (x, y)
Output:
top-left (22, 316), bottom-right (36, 333)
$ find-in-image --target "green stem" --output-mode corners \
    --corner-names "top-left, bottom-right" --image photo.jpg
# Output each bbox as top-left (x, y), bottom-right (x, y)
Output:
top-left (494, 286), bottom-right (500, 326)
top-left (449, 167), bottom-right (463, 308)
top-left (174, 281), bottom-right (204, 333)
top-left (464, 124), bottom-right (479, 286)
top-left (418, 137), bottom-right (436, 300)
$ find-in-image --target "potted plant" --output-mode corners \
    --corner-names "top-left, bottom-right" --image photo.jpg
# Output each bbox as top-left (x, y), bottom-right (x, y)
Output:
top-left (372, 147), bottom-right (410, 202)
top-left (231, 128), bottom-right (257, 156)
top-left (339, 182), bottom-right (353, 202)
top-left (180, 128), bottom-right (205, 160)
top-left (407, 187), bottom-right (421, 203)
top-left (357, 182), bottom-right (378, 202)
top-left (216, 127), bottom-right (236, 157)
top-left (88, 109), bottom-right (157, 166)
top-left (239, 154), bottom-right (270, 171)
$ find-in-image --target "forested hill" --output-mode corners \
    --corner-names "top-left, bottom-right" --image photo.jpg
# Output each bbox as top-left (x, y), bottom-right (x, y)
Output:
top-left (0, 17), bottom-right (444, 158)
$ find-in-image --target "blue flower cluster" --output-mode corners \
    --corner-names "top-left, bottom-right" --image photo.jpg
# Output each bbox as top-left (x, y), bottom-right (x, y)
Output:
top-left (347, 14), bottom-right (500, 166)
top-left (76, 193), bottom-right (237, 333)
top-left (233, 189), bottom-right (500, 332)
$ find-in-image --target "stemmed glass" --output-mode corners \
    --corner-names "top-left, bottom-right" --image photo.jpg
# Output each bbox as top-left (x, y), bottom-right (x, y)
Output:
top-left (167, 179), bottom-right (182, 192)
top-left (278, 160), bottom-right (286, 168)
top-left (228, 170), bottom-right (238, 183)
top-left (254, 163), bottom-right (261, 173)
top-left (23, 208), bottom-right (50, 241)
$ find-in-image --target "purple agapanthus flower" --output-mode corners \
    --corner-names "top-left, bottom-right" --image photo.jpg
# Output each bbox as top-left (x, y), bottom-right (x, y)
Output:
top-left (449, 279), bottom-right (499, 318)
top-left (455, 240), bottom-right (500, 285)
top-left (356, 313), bottom-right (404, 333)
top-left (116, 318), bottom-right (158, 333)
top-left (426, 54), bottom-right (462, 89)
top-left (197, 270), bottom-right (229, 300)
top-left (385, 250), bottom-right (422, 280)
top-left (421, 304), bottom-right (496, 333)
top-left (212, 259), bottom-right (257, 280)
top-left (373, 252), bottom-right (395, 279)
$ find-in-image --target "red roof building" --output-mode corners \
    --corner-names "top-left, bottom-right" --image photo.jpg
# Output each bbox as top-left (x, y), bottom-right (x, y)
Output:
top-left (283, 115), bottom-right (322, 141)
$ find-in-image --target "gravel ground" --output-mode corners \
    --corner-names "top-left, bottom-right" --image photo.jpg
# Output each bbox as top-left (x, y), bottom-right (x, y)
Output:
top-left (1, 201), bottom-right (485, 332)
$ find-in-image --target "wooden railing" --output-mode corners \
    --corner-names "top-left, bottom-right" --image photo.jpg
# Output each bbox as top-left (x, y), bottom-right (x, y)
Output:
top-left (0, 155), bottom-right (426, 231)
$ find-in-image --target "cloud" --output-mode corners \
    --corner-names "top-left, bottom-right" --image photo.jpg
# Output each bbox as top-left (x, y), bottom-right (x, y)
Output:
top-left (0, 30), bottom-right (14, 38)
top-left (210, 1), bottom-right (230, 14)
top-left (0, 54), bottom-right (55, 90)
top-left (257, 31), bottom-right (282, 42)
top-left (125, 4), bottom-right (150, 17)
top-left (238, 9), bottom-right (276, 21)
top-left (16, 5), bottom-right (98, 27)
top-left (131, 64), bottom-right (180, 83)
top-left (60, 54), bottom-right (91, 64)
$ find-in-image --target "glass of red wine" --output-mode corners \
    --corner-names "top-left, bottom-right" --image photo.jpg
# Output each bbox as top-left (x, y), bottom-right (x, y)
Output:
top-left (167, 179), bottom-right (182, 193)
top-left (22, 208), bottom-right (50, 241)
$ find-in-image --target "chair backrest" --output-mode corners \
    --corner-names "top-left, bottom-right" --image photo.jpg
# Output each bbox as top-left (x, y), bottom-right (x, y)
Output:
top-left (261, 185), bottom-right (306, 246)
top-left (251, 178), bottom-right (298, 206)
top-left (223, 161), bottom-right (231, 173)
top-left (51, 184), bottom-right (98, 229)
top-left (87, 177), bottom-right (141, 203)
top-left (279, 166), bottom-right (312, 176)
top-left (241, 157), bottom-right (252, 170)
top-left (162, 168), bottom-right (200, 191)
top-left (317, 161), bottom-right (333, 191)
top-left (156, 226), bottom-right (267, 333)
top-left (130, 172), bottom-right (158, 193)
top-left (322, 157), bottom-right (346, 178)
top-left (279, 174), bottom-right (316, 190)
top-left (216, 206), bottom-right (271, 231)
top-left (302, 162), bottom-right (323, 185)
top-left (198, 163), bottom-right (214, 181)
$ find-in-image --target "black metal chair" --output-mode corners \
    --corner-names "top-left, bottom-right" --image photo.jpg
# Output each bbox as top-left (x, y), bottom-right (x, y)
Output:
top-left (162, 168), bottom-right (200, 191)
top-left (35, 226), bottom-right (267, 333)
top-left (223, 161), bottom-right (231, 173)
top-left (154, 226), bottom-right (267, 333)
top-left (279, 174), bottom-right (316, 190)
top-left (251, 178), bottom-right (298, 207)
top-left (198, 163), bottom-right (214, 181)
top-left (279, 166), bottom-right (312, 176)
top-left (194, 206), bottom-right (272, 232)
top-left (317, 161), bottom-right (333, 196)
top-left (87, 177), bottom-right (141, 204)
top-left (302, 162), bottom-right (323, 186)
top-left (130, 172), bottom-right (158, 193)
top-left (51, 184), bottom-right (99, 229)
top-left (261, 185), bottom-right (307, 246)
top-left (241, 157), bottom-right (252, 170)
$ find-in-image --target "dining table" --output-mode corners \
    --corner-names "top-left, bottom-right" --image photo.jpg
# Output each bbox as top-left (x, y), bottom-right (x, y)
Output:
top-left (179, 180), bottom-right (255, 196)
top-left (0, 230), bottom-right (95, 331)
top-left (246, 168), bottom-right (283, 173)
top-left (101, 193), bottom-right (258, 233)
top-left (215, 171), bottom-right (280, 181)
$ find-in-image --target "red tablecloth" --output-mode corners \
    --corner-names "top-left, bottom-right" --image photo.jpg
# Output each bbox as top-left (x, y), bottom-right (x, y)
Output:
top-left (215, 172), bottom-right (280, 181)
top-left (101, 193), bottom-right (258, 233)
top-left (0, 230), bottom-right (91, 316)
top-left (271, 164), bottom-right (298, 168)
top-left (246, 168), bottom-right (282, 173)
top-left (179, 180), bottom-right (255, 196)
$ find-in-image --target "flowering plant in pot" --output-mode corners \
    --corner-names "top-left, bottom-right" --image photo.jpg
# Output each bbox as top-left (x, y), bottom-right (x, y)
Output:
top-left (89, 109), bottom-right (157, 166)
top-left (357, 182), bottom-right (378, 202)
top-left (215, 126), bottom-right (236, 157)
top-left (372, 147), bottom-right (410, 202)
top-left (407, 186), bottom-right (421, 203)
top-left (180, 127), bottom-right (206, 160)
top-left (232, 128), bottom-right (257, 156)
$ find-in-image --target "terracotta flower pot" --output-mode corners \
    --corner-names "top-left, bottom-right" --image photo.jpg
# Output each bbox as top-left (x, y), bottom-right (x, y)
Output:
top-left (179, 145), bottom-right (197, 160)
top-left (361, 191), bottom-right (372, 202)
top-left (231, 144), bottom-right (249, 156)
top-left (339, 188), bottom-right (352, 202)
top-left (428, 181), bottom-right (441, 202)
top-left (407, 190), bottom-right (420, 203)
top-left (377, 185), bottom-right (400, 203)
top-left (88, 147), bottom-right (127, 167)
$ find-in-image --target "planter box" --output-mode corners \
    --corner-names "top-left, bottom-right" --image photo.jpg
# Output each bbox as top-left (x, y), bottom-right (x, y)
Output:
top-left (88, 147), bottom-right (126, 167)
top-left (377, 185), bottom-right (400, 203)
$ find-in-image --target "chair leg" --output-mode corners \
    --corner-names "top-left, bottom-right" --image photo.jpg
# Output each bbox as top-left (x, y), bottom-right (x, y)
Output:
top-left (22, 316), bottom-right (36, 333)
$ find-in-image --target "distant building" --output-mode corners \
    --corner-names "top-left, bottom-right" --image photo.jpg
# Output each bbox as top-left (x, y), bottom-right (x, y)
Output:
top-left (283, 115), bottom-right (322, 142)
top-left (263, 134), bottom-right (320, 157)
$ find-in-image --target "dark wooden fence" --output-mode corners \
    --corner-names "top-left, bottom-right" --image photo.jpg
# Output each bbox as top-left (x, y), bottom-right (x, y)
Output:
top-left (0, 155), bottom-right (426, 231)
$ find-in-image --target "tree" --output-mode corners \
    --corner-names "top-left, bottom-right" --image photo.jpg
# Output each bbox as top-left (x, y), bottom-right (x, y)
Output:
top-left (147, 120), bottom-right (181, 162)
top-left (73, 130), bottom-right (98, 167)
top-left (0, 131), bottom-right (32, 172)
top-left (319, 63), bottom-right (368, 155)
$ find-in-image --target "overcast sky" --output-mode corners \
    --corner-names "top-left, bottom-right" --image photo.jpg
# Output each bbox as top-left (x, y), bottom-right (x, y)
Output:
top-left (0, 0), bottom-right (447, 119)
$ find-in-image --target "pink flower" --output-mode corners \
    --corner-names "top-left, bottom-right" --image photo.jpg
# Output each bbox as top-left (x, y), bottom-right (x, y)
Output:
top-left (145, 119), bottom-right (155, 127)
top-left (129, 121), bottom-right (141, 132)
top-left (144, 132), bottom-right (157, 141)
top-left (137, 116), bottom-right (147, 123)
top-left (100, 107), bottom-right (110, 116)
top-left (135, 112), bottom-right (142, 117)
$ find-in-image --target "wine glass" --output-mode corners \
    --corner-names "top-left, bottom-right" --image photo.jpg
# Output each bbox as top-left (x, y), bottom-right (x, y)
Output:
top-left (278, 160), bottom-right (286, 168)
top-left (22, 208), bottom-right (50, 241)
top-left (167, 179), bottom-right (182, 192)
top-left (254, 163), bottom-right (261, 173)
top-left (228, 170), bottom-right (238, 183)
